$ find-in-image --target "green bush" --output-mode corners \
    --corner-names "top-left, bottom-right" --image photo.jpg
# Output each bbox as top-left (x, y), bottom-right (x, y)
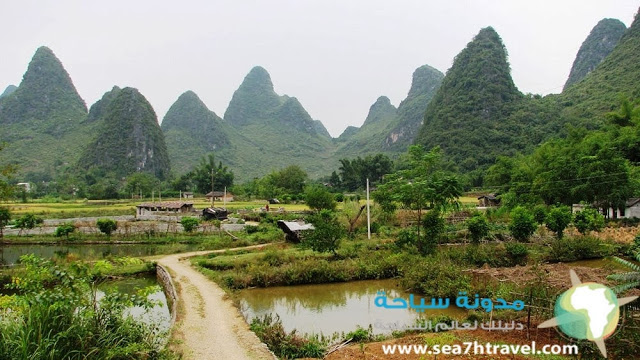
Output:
top-left (345, 326), bottom-right (375, 342)
top-left (573, 208), bottom-right (605, 235)
top-left (54, 223), bottom-right (76, 239)
top-left (400, 258), bottom-right (471, 298)
top-left (96, 218), bottom-right (118, 236)
top-left (245, 225), bottom-right (260, 234)
top-left (505, 242), bottom-right (529, 265)
top-left (15, 213), bottom-right (43, 232)
top-left (463, 244), bottom-right (508, 267)
top-left (509, 206), bottom-right (537, 242)
top-left (250, 314), bottom-right (326, 359)
top-left (304, 185), bottom-right (337, 211)
top-left (395, 228), bottom-right (417, 250)
top-left (262, 250), bottom-right (287, 267)
top-left (466, 213), bottom-right (489, 243)
top-left (180, 217), bottom-right (200, 233)
top-left (548, 236), bottom-right (610, 262)
top-left (532, 204), bottom-right (547, 225)
top-left (420, 210), bottom-right (444, 255)
top-left (393, 211), bottom-right (442, 256)
top-left (302, 210), bottom-right (344, 254)
top-left (633, 234), bottom-right (640, 253)
top-left (545, 205), bottom-right (573, 239)
top-left (0, 207), bottom-right (10, 238)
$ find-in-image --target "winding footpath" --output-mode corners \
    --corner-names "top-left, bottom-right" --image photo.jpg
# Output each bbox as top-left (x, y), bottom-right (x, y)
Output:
top-left (157, 245), bottom-right (276, 360)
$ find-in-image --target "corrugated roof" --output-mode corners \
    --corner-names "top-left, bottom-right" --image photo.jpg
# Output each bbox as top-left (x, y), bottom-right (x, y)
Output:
top-left (626, 198), bottom-right (640, 207)
top-left (278, 221), bottom-right (315, 232)
top-left (205, 191), bottom-right (232, 197)
top-left (137, 202), bottom-right (193, 209)
top-left (477, 194), bottom-right (498, 200)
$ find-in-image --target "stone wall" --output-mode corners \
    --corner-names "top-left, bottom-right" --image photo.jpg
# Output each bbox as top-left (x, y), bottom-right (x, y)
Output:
top-left (156, 264), bottom-right (177, 327)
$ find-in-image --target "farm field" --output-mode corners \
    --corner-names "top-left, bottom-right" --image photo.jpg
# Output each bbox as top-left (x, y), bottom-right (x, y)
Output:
top-left (3, 195), bottom-right (479, 219)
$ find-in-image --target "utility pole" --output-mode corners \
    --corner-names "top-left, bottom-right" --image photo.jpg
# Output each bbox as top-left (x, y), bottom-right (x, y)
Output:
top-left (367, 178), bottom-right (371, 240)
top-left (211, 167), bottom-right (215, 207)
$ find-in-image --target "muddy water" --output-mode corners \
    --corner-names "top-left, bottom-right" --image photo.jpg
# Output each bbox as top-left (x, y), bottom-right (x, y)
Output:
top-left (566, 257), bottom-right (638, 269)
top-left (238, 279), bottom-right (466, 336)
top-left (98, 275), bottom-right (171, 335)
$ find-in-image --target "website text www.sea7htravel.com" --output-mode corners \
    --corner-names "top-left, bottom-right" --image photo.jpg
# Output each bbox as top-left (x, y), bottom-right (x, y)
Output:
top-left (381, 341), bottom-right (579, 356)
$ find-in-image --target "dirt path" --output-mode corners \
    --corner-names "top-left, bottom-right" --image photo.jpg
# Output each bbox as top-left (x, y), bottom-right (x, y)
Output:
top-left (158, 245), bottom-right (276, 360)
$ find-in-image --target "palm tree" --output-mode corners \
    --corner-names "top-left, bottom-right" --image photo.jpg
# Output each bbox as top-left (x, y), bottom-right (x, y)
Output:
top-left (609, 252), bottom-right (640, 294)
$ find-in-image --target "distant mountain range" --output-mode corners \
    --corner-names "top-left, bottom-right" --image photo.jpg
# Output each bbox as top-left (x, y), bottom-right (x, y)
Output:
top-left (1, 8), bottom-right (638, 183)
top-left (413, 11), bottom-right (640, 177)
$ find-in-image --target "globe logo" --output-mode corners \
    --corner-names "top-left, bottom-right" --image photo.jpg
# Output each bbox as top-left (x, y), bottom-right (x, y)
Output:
top-left (555, 283), bottom-right (619, 341)
top-left (539, 270), bottom-right (638, 358)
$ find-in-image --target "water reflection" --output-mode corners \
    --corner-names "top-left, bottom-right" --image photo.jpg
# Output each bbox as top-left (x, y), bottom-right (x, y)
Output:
top-left (239, 279), bottom-right (466, 336)
top-left (98, 275), bottom-right (171, 335)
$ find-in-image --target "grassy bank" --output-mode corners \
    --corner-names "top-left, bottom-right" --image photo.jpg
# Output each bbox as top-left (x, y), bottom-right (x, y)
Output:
top-left (0, 255), bottom-right (176, 360)
top-left (193, 234), bottom-right (623, 296)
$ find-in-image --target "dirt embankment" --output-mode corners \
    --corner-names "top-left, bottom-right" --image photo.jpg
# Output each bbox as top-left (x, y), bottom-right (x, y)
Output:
top-left (158, 246), bottom-right (276, 360)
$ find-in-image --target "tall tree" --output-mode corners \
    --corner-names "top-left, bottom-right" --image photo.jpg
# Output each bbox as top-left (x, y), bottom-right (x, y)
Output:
top-left (377, 145), bottom-right (461, 240)
top-left (338, 154), bottom-right (393, 191)
top-left (124, 172), bottom-right (159, 198)
top-left (191, 154), bottom-right (234, 194)
top-left (257, 165), bottom-right (308, 198)
top-left (0, 144), bottom-right (17, 201)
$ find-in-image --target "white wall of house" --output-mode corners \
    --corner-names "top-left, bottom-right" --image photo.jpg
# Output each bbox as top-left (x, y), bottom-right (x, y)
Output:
top-left (606, 203), bottom-right (640, 219)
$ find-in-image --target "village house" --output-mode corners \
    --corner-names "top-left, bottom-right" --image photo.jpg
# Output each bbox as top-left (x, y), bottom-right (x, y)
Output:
top-left (181, 192), bottom-right (194, 199)
top-left (574, 198), bottom-right (640, 219)
top-left (613, 198), bottom-right (640, 218)
top-left (205, 191), bottom-right (234, 202)
top-left (136, 201), bottom-right (194, 217)
top-left (477, 194), bottom-right (500, 208)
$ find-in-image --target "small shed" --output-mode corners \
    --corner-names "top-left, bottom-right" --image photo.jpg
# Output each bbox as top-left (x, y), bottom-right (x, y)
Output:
top-left (202, 207), bottom-right (228, 221)
top-left (16, 182), bottom-right (31, 192)
top-left (136, 202), bottom-right (194, 217)
top-left (205, 191), bottom-right (234, 202)
top-left (477, 194), bottom-right (500, 207)
top-left (182, 192), bottom-right (194, 199)
top-left (277, 220), bottom-right (314, 243)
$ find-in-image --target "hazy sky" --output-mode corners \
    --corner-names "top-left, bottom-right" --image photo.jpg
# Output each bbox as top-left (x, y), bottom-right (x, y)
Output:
top-left (1, 1), bottom-right (638, 137)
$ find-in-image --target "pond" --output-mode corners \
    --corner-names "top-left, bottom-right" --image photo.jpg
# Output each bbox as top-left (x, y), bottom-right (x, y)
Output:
top-left (566, 257), bottom-right (638, 269)
top-left (98, 274), bottom-right (172, 336)
top-left (238, 279), bottom-right (467, 337)
top-left (0, 242), bottom-right (204, 266)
